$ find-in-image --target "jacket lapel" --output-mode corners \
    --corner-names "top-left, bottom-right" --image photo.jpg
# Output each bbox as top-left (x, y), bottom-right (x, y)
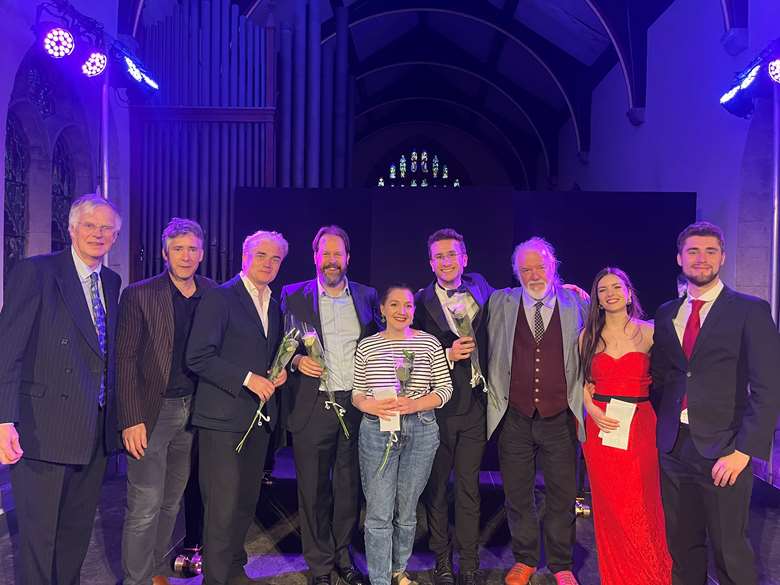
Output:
top-left (503, 288), bottom-right (523, 347)
top-left (303, 279), bottom-right (325, 341)
top-left (350, 284), bottom-right (371, 338)
top-left (422, 283), bottom-right (451, 335)
top-left (664, 298), bottom-right (687, 366)
top-left (153, 273), bottom-right (175, 352)
top-left (232, 275), bottom-right (266, 338)
top-left (55, 251), bottom-right (102, 356)
top-left (463, 275), bottom-right (486, 331)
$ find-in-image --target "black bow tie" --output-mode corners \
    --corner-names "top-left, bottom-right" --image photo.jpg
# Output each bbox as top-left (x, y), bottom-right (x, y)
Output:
top-left (441, 284), bottom-right (467, 297)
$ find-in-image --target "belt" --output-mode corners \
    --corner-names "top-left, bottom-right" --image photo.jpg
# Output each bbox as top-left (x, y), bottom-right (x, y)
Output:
top-left (592, 393), bottom-right (649, 404)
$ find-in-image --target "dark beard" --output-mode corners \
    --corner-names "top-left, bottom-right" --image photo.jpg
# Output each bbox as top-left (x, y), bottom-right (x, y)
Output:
top-left (321, 266), bottom-right (345, 287)
top-left (684, 266), bottom-right (720, 287)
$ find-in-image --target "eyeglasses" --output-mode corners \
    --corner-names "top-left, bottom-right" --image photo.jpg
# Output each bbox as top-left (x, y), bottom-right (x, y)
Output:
top-left (432, 251), bottom-right (461, 263)
top-left (79, 222), bottom-right (116, 235)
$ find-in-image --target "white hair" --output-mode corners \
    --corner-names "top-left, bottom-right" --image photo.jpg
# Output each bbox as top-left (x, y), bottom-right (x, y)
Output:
top-left (68, 193), bottom-right (122, 232)
top-left (242, 230), bottom-right (289, 259)
top-left (511, 236), bottom-right (560, 282)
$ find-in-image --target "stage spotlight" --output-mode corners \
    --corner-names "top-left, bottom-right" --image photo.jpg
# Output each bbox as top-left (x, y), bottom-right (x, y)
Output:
top-left (740, 64), bottom-right (761, 89)
top-left (124, 55), bottom-right (143, 82)
top-left (769, 59), bottom-right (780, 84)
top-left (44, 27), bottom-right (75, 58)
top-left (719, 85), bottom-right (740, 104)
top-left (82, 52), bottom-right (107, 77)
top-left (141, 73), bottom-right (159, 90)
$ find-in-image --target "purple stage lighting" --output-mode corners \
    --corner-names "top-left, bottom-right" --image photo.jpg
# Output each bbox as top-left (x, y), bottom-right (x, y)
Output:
top-left (82, 52), bottom-right (107, 77)
top-left (44, 27), bottom-right (75, 58)
top-left (124, 56), bottom-right (143, 82)
top-left (769, 59), bottom-right (780, 84)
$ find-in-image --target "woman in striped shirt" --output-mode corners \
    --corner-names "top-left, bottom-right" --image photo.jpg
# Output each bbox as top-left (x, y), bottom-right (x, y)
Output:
top-left (353, 285), bottom-right (453, 585)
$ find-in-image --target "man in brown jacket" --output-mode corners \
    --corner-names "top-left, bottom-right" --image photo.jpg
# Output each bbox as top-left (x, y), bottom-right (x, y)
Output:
top-left (117, 218), bottom-right (216, 585)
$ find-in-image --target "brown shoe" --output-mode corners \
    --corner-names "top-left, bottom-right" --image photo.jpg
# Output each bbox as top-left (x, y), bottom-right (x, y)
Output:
top-left (553, 570), bottom-right (579, 585)
top-left (504, 563), bottom-right (535, 585)
top-left (152, 577), bottom-right (171, 585)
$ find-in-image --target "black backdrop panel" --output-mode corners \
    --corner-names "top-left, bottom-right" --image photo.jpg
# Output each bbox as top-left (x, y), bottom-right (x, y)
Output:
top-left (234, 189), bottom-right (695, 315)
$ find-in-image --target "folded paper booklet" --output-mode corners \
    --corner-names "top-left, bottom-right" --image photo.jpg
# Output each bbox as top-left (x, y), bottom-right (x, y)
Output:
top-left (374, 387), bottom-right (400, 432)
top-left (598, 399), bottom-right (636, 450)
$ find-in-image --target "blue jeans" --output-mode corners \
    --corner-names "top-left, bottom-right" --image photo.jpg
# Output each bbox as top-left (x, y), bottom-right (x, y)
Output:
top-left (122, 396), bottom-right (194, 584)
top-left (359, 411), bottom-right (440, 585)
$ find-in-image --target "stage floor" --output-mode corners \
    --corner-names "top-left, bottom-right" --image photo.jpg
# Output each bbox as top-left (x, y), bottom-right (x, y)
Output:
top-left (0, 447), bottom-right (778, 584)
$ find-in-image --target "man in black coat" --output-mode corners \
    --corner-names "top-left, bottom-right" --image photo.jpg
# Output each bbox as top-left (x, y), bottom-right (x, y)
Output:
top-left (414, 228), bottom-right (493, 585)
top-left (280, 226), bottom-right (379, 585)
top-left (0, 193), bottom-right (122, 585)
top-left (651, 221), bottom-right (780, 585)
top-left (186, 230), bottom-right (288, 585)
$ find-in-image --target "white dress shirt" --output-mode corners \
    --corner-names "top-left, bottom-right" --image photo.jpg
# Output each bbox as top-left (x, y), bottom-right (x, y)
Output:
top-left (71, 246), bottom-right (105, 326)
top-left (240, 272), bottom-right (272, 386)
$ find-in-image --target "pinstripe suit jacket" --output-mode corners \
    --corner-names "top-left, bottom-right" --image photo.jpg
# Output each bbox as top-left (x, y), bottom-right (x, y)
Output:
top-left (0, 250), bottom-right (121, 465)
top-left (116, 271), bottom-right (217, 436)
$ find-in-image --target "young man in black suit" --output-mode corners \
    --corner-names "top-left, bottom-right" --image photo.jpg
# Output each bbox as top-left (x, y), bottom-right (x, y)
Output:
top-left (186, 230), bottom-right (288, 585)
top-left (280, 226), bottom-right (379, 585)
top-left (414, 228), bottom-right (493, 585)
top-left (651, 221), bottom-right (780, 585)
top-left (0, 193), bottom-right (122, 585)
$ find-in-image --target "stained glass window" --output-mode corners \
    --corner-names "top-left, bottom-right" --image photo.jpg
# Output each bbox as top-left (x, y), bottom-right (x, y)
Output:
top-left (51, 134), bottom-right (75, 252)
top-left (4, 112), bottom-right (30, 283)
top-left (376, 149), bottom-right (461, 188)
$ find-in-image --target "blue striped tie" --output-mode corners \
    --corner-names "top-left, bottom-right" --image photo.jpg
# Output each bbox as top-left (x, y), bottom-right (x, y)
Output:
top-left (89, 272), bottom-right (106, 407)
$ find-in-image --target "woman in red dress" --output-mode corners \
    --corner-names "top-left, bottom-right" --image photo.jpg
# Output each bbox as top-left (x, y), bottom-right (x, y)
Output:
top-left (579, 267), bottom-right (672, 585)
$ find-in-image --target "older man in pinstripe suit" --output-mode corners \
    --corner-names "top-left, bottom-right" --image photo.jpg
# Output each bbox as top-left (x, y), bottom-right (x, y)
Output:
top-left (117, 218), bottom-right (216, 585)
top-left (0, 194), bottom-right (122, 585)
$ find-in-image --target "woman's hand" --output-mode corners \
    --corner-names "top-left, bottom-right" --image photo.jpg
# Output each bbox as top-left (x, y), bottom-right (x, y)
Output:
top-left (394, 396), bottom-right (421, 415)
top-left (358, 396), bottom-right (399, 420)
top-left (585, 399), bottom-right (620, 433)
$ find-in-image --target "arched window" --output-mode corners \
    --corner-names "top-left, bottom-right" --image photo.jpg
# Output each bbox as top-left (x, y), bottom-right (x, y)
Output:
top-left (51, 133), bottom-right (74, 252)
top-left (376, 150), bottom-right (461, 188)
top-left (4, 112), bottom-right (30, 283)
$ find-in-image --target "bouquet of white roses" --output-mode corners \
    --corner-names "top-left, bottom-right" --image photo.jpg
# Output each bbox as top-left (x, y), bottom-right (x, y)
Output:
top-left (236, 315), bottom-right (300, 453)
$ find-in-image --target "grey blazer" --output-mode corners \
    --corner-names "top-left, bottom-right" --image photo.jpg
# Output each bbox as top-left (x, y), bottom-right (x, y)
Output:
top-left (486, 285), bottom-right (588, 440)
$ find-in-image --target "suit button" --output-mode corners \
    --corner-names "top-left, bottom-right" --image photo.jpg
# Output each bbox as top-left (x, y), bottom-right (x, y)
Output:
top-left (60, 394), bottom-right (68, 399)
top-left (65, 368), bottom-right (72, 374)
top-left (686, 372), bottom-right (692, 378)
top-left (60, 338), bottom-right (69, 345)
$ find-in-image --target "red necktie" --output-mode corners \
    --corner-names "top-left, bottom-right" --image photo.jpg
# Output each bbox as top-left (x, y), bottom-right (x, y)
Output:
top-left (681, 299), bottom-right (706, 412)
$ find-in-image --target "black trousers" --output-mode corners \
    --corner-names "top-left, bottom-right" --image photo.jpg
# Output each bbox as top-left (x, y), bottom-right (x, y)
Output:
top-left (497, 408), bottom-right (577, 574)
top-left (424, 397), bottom-right (486, 570)
top-left (10, 408), bottom-right (107, 585)
top-left (198, 424), bottom-right (270, 585)
top-left (291, 391), bottom-right (361, 578)
top-left (660, 425), bottom-right (756, 585)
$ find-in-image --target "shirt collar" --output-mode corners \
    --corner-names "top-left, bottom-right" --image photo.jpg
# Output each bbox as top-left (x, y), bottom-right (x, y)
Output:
top-left (71, 246), bottom-right (102, 281)
top-left (522, 286), bottom-right (556, 309)
top-left (687, 279), bottom-right (724, 303)
top-left (317, 277), bottom-right (351, 299)
top-left (240, 272), bottom-right (272, 303)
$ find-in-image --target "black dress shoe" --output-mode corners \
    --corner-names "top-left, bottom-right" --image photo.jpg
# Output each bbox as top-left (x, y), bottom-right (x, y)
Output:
top-left (457, 569), bottom-right (483, 585)
top-left (432, 555), bottom-right (455, 585)
top-left (337, 565), bottom-right (368, 585)
top-left (314, 574), bottom-right (332, 585)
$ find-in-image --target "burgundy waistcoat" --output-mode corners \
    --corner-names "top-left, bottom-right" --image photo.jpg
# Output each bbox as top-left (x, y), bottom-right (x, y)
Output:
top-left (509, 301), bottom-right (568, 418)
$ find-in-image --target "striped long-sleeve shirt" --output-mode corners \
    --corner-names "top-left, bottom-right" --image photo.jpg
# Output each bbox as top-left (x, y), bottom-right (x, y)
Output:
top-left (353, 331), bottom-right (453, 407)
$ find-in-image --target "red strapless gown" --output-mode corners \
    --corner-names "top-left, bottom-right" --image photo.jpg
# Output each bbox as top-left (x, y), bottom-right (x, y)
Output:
top-left (583, 352), bottom-right (671, 585)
